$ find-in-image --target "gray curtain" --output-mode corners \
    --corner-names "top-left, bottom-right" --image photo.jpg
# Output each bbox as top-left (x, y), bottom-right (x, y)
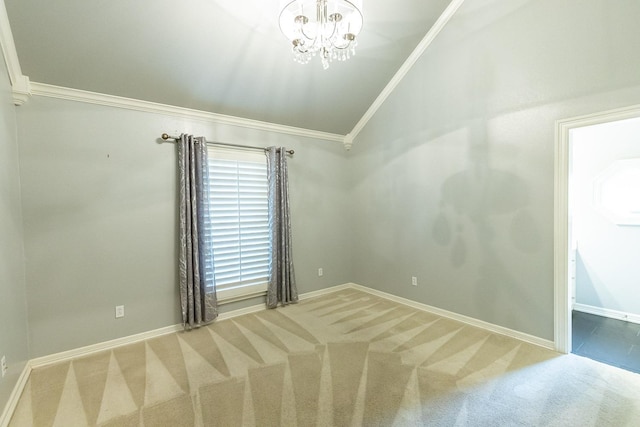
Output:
top-left (178, 134), bottom-right (217, 328)
top-left (266, 146), bottom-right (298, 308)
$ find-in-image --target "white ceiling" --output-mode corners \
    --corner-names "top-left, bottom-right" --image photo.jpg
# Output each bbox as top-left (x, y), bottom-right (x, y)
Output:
top-left (5, 0), bottom-right (453, 135)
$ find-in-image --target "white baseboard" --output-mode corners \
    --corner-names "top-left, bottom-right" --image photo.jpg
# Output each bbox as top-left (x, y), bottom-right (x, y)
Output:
top-left (1, 284), bottom-right (348, 425)
top-left (29, 324), bottom-right (184, 369)
top-left (0, 362), bottom-right (31, 427)
top-left (299, 283), bottom-right (352, 301)
top-left (573, 303), bottom-right (640, 325)
top-left (346, 283), bottom-right (556, 351)
top-left (30, 282), bottom-right (554, 369)
top-left (2, 281), bottom-right (554, 425)
top-left (30, 283), bottom-right (352, 370)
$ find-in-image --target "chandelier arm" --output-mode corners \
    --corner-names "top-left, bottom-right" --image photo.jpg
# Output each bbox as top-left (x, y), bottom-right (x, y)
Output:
top-left (293, 44), bottom-right (310, 54)
top-left (329, 40), bottom-right (353, 50)
top-left (327, 20), bottom-right (339, 40)
top-left (299, 24), bottom-right (317, 42)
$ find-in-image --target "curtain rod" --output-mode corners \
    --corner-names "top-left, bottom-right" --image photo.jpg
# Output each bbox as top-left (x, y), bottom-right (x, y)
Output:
top-left (161, 133), bottom-right (294, 155)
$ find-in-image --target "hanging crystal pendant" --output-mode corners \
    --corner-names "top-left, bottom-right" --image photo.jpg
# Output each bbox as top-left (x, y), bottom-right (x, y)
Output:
top-left (279, 0), bottom-right (363, 69)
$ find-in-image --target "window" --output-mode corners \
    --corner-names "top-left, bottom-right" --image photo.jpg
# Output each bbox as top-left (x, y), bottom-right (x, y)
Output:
top-left (204, 147), bottom-right (270, 302)
top-left (593, 158), bottom-right (640, 225)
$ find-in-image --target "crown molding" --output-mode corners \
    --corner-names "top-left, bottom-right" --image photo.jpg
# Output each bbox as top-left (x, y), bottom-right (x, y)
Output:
top-left (0, 0), bottom-right (31, 105)
top-left (30, 82), bottom-right (346, 143)
top-left (2, 0), bottom-right (466, 146)
top-left (343, 133), bottom-right (354, 151)
top-left (11, 75), bottom-right (30, 105)
top-left (347, 0), bottom-right (465, 146)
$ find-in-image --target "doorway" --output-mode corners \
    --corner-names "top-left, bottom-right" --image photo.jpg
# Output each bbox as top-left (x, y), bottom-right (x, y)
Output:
top-left (554, 105), bottom-right (640, 358)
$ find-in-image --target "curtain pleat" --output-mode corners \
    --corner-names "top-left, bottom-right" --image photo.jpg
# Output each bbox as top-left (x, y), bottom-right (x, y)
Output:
top-left (266, 146), bottom-right (298, 308)
top-left (178, 134), bottom-right (218, 328)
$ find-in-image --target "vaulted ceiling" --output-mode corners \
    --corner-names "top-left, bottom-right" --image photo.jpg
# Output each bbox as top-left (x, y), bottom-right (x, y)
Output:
top-left (5, 0), bottom-right (453, 136)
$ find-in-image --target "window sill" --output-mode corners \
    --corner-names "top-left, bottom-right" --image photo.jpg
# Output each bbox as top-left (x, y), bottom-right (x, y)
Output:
top-left (217, 284), bottom-right (267, 305)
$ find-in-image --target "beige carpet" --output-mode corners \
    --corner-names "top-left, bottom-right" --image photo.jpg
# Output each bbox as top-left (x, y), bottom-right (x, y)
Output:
top-left (8, 288), bottom-right (640, 426)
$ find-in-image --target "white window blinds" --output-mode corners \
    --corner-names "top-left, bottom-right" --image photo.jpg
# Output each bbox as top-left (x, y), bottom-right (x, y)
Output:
top-left (205, 147), bottom-right (270, 300)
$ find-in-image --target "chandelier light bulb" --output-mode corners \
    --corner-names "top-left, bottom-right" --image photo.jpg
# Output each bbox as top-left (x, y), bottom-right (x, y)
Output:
top-left (279, 0), bottom-right (363, 69)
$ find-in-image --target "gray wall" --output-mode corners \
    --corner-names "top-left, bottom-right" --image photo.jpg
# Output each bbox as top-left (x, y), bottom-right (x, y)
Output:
top-left (349, 0), bottom-right (640, 340)
top-left (0, 58), bottom-right (29, 409)
top-left (571, 117), bottom-right (640, 316)
top-left (8, 0), bottom-right (640, 363)
top-left (16, 96), bottom-right (351, 358)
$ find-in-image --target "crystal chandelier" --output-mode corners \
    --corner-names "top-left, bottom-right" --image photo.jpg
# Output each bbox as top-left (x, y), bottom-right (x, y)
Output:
top-left (279, 0), bottom-right (363, 69)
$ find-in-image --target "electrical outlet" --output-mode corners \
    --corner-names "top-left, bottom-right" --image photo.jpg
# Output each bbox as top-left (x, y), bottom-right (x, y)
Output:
top-left (411, 276), bottom-right (418, 286)
top-left (1, 355), bottom-right (7, 378)
top-left (115, 305), bottom-right (125, 318)
top-left (318, 267), bottom-right (323, 277)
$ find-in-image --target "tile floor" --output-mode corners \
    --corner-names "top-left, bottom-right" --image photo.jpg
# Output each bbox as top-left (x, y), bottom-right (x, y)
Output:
top-left (572, 310), bottom-right (640, 374)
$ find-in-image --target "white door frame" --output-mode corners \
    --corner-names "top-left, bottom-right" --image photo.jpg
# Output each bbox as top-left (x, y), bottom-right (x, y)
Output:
top-left (553, 104), bottom-right (640, 353)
